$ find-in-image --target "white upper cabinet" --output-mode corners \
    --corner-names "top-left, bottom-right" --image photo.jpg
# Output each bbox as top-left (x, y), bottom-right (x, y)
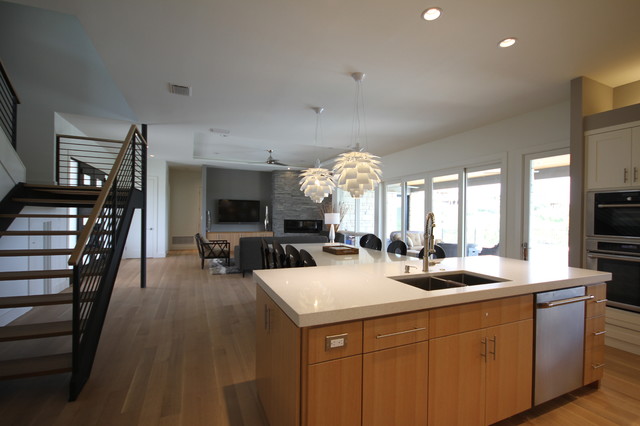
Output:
top-left (586, 127), bottom-right (640, 190)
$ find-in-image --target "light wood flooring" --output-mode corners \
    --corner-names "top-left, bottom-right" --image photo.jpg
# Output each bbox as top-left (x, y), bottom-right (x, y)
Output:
top-left (0, 252), bottom-right (638, 425)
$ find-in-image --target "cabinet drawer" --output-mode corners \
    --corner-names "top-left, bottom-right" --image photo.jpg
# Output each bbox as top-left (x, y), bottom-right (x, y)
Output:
top-left (430, 295), bottom-right (533, 338)
top-left (584, 315), bottom-right (606, 385)
top-left (304, 320), bottom-right (363, 364)
top-left (586, 283), bottom-right (607, 319)
top-left (363, 310), bottom-right (429, 352)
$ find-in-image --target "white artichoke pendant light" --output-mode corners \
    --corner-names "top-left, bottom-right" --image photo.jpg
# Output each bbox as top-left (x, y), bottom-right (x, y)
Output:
top-left (332, 72), bottom-right (382, 199)
top-left (299, 107), bottom-right (336, 203)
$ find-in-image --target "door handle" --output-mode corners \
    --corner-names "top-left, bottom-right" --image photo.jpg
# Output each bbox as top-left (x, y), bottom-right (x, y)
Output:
top-left (624, 168), bottom-right (629, 183)
top-left (489, 336), bottom-right (497, 360)
top-left (481, 338), bottom-right (487, 362)
top-left (593, 330), bottom-right (607, 336)
top-left (635, 167), bottom-right (638, 183)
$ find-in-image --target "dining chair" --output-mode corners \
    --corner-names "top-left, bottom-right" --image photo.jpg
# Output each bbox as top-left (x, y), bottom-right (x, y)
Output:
top-left (285, 244), bottom-right (302, 267)
top-left (260, 239), bottom-right (271, 269)
top-left (272, 240), bottom-right (286, 268)
top-left (387, 240), bottom-right (407, 255)
top-left (362, 235), bottom-right (382, 251)
top-left (418, 244), bottom-right (446, 260)
top-left (299, 249), bottom-right (317, 267)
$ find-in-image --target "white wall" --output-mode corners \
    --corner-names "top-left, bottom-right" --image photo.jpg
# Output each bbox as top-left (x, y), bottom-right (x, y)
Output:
top-left (0, 129), bottom-right (26, 199)
top-left (169, 168), bottom-right (202, 250)
top-left (381, 101), bottom-right (571, 259)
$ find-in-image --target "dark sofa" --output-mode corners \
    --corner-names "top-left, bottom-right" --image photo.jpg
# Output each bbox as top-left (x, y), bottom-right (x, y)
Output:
top-left (239, 235), bottom-right (328, 276)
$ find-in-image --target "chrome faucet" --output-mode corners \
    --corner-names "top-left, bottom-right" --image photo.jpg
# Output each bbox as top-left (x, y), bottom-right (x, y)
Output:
top-left (423, 212), bottom-right (436, 272)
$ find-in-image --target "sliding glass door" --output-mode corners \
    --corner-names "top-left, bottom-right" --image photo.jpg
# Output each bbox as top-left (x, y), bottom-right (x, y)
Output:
top-left (430, 173), bottom-right (461, 257)
top-left (465, 167), bottom-right (501, 256)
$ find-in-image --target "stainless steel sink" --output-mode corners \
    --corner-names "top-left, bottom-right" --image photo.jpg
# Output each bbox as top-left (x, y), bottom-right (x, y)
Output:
top-left (390, 271), bottom-right (508, 291)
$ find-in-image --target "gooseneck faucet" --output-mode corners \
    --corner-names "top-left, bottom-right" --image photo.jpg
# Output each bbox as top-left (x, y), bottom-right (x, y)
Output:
top-left (423, 212), bottom-right (436, 272)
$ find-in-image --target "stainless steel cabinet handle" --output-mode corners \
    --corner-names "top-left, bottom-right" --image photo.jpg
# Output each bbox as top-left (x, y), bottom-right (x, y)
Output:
top-left (597, 203), bottom-right (640, 208)
top-left (587, 252), bottom-right (640, 263)
top-left (595, 298), bottom-right (608, 304)
top-left (376, 327), bottom-right (426, 339)
top-left (481, 338), bottom-right (487, 362)
top-left (264, 305), bottom-right (271, 333)
top-left (592, 363), bottom-right (606, 369)
top-left (537, 295), bottom-right (594, 309)
top-left (624, 168), bottom-right (629, 183)
top-left (593, 330), bottom-right (607, 336)
top-left (635, 167), bottom-right (638, 183)
top-left (489, 336), bottom-right (497, 360)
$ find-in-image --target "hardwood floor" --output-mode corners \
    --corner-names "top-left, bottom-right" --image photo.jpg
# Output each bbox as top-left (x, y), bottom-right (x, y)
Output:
top-left (0, 252), bottom-right (638, 425)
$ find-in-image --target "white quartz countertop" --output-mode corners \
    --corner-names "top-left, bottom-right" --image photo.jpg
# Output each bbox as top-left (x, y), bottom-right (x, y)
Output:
top-left (254, 245), bottom-right (611, 327)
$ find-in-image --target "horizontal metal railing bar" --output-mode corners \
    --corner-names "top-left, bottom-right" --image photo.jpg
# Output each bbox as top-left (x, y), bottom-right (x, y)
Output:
top-left (0, 61), bottom-right (19, 103)
top-left (57, 134), bottom-right (124, 144)
top-left (59, 147), bottom-right (120, 155)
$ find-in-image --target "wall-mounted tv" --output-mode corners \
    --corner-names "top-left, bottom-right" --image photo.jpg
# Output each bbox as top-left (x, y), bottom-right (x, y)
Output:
top-left (217, 199), bottom-right (260, 223)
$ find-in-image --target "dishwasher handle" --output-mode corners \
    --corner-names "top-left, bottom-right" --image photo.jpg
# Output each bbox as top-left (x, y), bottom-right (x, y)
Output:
top-left (537, 294), bottom-right (594, 309)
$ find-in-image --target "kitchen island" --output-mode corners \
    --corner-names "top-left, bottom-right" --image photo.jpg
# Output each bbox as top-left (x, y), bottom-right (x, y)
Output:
top-left (254, 250), bottom-right (610, 426)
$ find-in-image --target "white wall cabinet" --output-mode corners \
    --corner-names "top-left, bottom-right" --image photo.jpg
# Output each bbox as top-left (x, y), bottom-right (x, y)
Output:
top-left (586, 126), bottom-right (640, 190)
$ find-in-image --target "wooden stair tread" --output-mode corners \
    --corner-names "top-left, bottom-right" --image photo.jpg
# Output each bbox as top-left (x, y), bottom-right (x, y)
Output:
top-left (0, 249), bottom-right (74, 257)
top-left (12, 198), bottom-right (96, 205)
top-left (0, 269), bottom-right (73, 281)
top-left (0, 230), bottom-right (81, 236)
top-left (0, 293), bottom-right (73, 308)
top-left (23, 183), bottom-right (101, 191)
top-left (0, 320), bottom-right (72, 342)
top-left (0, 213), bottom-right (90, 218)
top-left (0, 353), bottom-right (72, 380)
top-left (32, 189), bottom-right (102, 196)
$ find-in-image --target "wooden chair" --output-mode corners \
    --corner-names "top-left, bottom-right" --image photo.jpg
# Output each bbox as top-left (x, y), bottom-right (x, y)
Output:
top-left (387, 240), bottom-right (407, 255)
top-left (285, 245), bottom-right (301, 268)
top-left (195, 233), bottom-right (230, 269)
top-left (299, 249), bottom-right (317, 267)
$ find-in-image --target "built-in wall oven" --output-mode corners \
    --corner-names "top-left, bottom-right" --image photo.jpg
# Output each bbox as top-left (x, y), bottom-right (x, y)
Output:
top-left (585, 190), bottom-right (640, 313)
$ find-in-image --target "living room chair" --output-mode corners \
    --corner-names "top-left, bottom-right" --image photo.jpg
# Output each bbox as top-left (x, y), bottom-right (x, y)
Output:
top-left (195, 233), bottom-right (230, 269)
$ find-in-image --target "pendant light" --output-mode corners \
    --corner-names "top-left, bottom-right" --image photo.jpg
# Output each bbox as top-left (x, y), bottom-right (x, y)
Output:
top-left (299, 107), bottom-right (336, 203)
top-left (332, 72), bottom-right (382, 199)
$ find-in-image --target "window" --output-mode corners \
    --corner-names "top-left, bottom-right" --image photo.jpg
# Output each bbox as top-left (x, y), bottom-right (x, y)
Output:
top-left (406, 179), bottom-right (425, 232)
top-left (335, 188), bottom-right (376, 235)
top-left (431, 173), bottom-right (460, 250)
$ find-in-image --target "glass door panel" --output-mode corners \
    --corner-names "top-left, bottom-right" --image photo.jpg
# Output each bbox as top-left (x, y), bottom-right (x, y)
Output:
top-left (465, 168), bottom-right (501, 256)
top-left (385, 183), bottom-right (403, 247)
top-left (431, 173), bottom-right (460, 257)
top-left (406, 179), bottom-right (425, 232)
top-left (524, 153), bottom-right (570, 265)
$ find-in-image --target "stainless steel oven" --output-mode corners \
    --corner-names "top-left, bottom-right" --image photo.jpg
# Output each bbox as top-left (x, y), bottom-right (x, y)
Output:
top-left (586, 190), bottom-right (640, 239)
top-left (585, 238), bottom-right (640, 313)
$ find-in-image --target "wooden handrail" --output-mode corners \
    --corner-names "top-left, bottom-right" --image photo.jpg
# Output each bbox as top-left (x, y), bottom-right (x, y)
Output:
top-left (68, 125), bottom-right (146, 266)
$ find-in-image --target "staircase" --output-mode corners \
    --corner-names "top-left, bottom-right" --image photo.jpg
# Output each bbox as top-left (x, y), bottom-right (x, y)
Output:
top-left (0, 125), bottom-right (146, 400)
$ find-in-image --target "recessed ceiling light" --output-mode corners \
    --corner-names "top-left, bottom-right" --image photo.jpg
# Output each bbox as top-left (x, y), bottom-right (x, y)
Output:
top-left (150, 154), bottom-right (155, 158)
top-left (498, 37), bottom-right (517, 48)
top-left (422, 7), bottom-right (442, 21)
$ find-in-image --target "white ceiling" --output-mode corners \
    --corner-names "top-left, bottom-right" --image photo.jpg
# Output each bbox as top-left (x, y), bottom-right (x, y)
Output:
top-left (10, 0), bottom-right (640, 171)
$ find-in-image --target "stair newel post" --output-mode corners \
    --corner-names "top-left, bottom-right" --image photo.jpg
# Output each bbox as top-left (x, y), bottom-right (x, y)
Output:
top-left (141, 126), bottom-right (147, 289)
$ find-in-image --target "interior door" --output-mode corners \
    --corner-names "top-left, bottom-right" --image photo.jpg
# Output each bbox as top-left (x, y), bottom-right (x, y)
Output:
top-left (522, 152), bottom-right (570, 265)
top-left (124, 176), bottom-right (158, 258)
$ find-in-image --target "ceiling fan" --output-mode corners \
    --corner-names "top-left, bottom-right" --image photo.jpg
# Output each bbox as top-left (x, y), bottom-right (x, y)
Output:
top-left (193, 146), bottom-right (304, 169)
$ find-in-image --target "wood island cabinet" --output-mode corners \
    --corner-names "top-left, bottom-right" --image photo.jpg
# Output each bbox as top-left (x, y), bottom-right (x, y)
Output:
top-left (427, 295), bottom-right (533, 426)
top-left (584, 283), bottom-right (607, 385)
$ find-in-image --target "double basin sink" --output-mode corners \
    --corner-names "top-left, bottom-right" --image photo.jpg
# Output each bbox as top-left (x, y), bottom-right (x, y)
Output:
top-left (390, 271), bottom-right (508, 291)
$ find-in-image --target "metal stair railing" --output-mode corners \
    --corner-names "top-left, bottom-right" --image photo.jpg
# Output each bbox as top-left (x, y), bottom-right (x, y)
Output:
top-left (0, 60), bottom-right (20, 150)
top-left (66, 125), bottom-right (146, 400)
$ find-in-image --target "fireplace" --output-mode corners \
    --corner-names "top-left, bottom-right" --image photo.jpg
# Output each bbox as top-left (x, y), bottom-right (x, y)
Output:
top-left (284, 219), bottom-right (323, 233)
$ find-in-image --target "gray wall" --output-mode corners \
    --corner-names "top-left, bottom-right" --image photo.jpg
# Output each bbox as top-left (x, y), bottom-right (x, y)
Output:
top-left (272, 170), bottom-right (331, 236)
top-left (204, 167), bottom-right (272, 232)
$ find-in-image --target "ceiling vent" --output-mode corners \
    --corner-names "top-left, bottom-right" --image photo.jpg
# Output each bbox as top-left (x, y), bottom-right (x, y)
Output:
top-left (168, 83), bottom-right (192, 96)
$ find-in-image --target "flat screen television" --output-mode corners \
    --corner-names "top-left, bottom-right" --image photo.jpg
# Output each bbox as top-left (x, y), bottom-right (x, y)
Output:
top-left (217, 199), bottom-right (260, 223)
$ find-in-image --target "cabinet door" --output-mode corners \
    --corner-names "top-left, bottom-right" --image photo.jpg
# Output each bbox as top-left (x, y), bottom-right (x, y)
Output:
top-left (633, 127), bottom-right (640, 187)
top-left (586, 283), bottom-right (607, 319)
top-left (305, 355), bottom-right (362, 426)
top-left (485, 319), bottom-right (533, 425)
top-left (584, 315), bottom-right (606, 385)
top-left (256, 288), bottom-right (301, 426)
top-left (428, 329), bottom-right (485, 426)
top-left (362, 341), bottom-right (428, 426)
top-left (586, 128), bottom-right (633, 189)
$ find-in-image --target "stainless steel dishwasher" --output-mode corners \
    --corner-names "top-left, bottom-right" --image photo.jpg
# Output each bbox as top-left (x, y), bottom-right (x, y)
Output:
top-left (534, 287), bottom-right (593, 405)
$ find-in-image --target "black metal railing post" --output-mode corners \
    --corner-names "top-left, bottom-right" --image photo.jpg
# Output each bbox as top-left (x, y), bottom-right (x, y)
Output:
top-left (141, 124), bottom-right (147, 289)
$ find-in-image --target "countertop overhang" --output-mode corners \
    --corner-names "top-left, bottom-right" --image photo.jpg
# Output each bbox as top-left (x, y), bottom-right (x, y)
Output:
top-left (254, 254), bottom-right (611, 327)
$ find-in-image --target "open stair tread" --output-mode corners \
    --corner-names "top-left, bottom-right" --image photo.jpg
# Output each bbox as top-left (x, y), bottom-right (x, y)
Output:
top-left (23, 183), bottom-right (101, 191)
top-left (0, 249), bottom-right (74, 257)
top-left (0, 293), bottom-right (73, 308)
top-left (0, 269), bottom-right (73, 281)
top-left (0, 320), bottom-right (72, 342)
top-left (12, 198), bottom-right (96, 205)
top-left (0, 230), bottom-right (82, 236)
top-left (0, 213), bottom-right (90, 218)
top-left (0, 353), bottom-right (72, 380)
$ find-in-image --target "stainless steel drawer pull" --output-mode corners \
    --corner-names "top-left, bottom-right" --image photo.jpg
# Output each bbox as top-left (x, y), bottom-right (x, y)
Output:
top-left (593, 330), bottom-right (607, 336)
top-left (592, 363), bottom-right (606, 369)
top-left (537, 295), bottom-right (594, 309)
top-left (376, 327), bottom-right (426, 339)
top-left (597, 203), bottom-right (640, 208)
top-left (587, 253), bottom-right (640, 263)
top-left (595, 298), bottom-right (608, 304)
